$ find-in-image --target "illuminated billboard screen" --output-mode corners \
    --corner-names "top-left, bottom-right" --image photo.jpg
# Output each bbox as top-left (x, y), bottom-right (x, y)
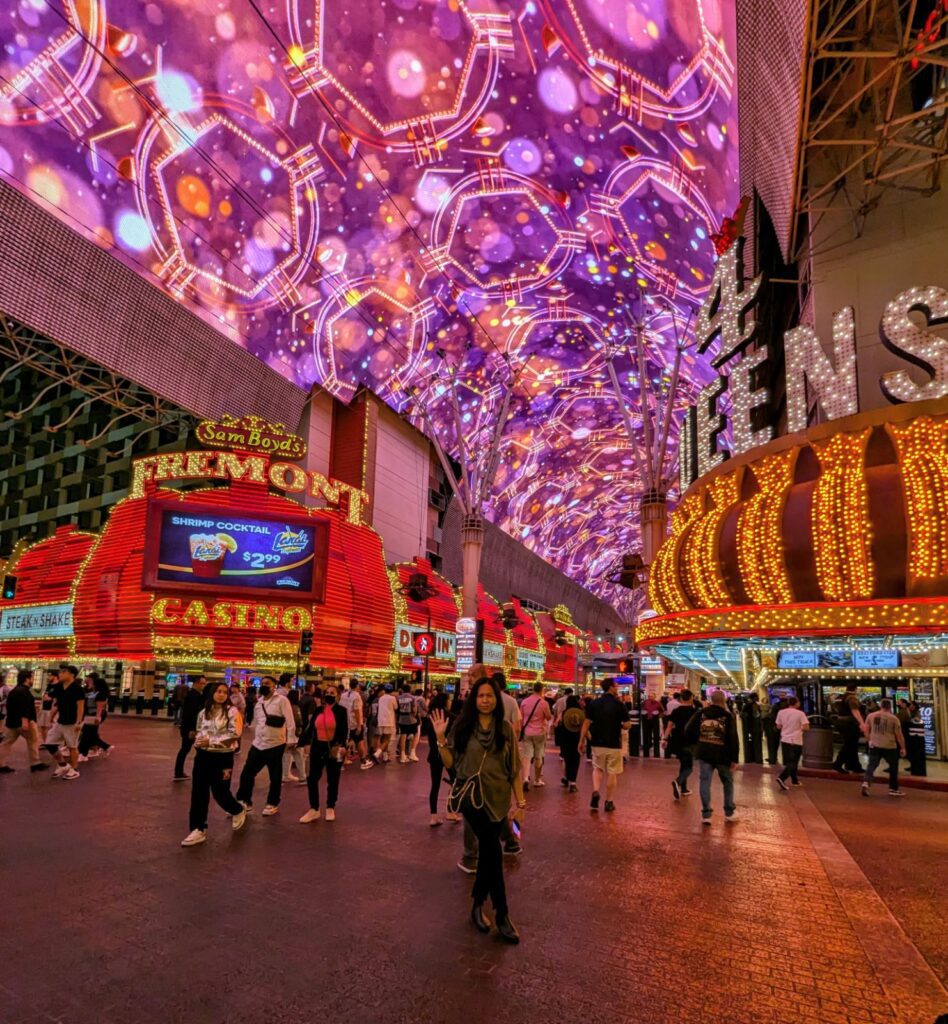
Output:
top-left (144, 501), bottom-right (328, 600)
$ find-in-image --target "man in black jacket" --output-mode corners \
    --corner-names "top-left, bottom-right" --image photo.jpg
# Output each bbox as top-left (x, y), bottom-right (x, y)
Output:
top-left (684, 689), bottom-right (740, 825)
top-left (173, 675), bottom-right (207, 781)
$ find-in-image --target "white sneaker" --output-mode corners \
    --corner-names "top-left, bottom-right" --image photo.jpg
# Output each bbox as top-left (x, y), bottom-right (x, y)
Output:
top-left (725, 813), bottom-right (739, 822)
top-left (408, 754), bottom-right (419, 762)
top-left (299, 808), bottom-right (321, 823)
top-left (231, 810), bottom-right (247, 832)
top-left (360, 760), bottom-right (374, 770)
top-left (261, 804), bottom-right (279, 816)
top-left (103, 745), bottom-right (114, 758)
top-left (399, 755), bottom-right (409, 764)
top-left (533, 778), bottom-right (545, 787)
top-left (77, 755), bottom-right (89, 763)
top-left (325, 808), bottom-right (335, 821)
top-left (181, 829), bottom-right (207, 847)
top-left (52, 765), bottom-right (68, 778)
top-left (62, 767), bottom-right (80, 780)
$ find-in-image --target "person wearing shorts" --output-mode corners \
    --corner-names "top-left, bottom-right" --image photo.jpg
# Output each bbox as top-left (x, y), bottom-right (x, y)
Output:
top-left (44, 665), bottom-right (86, 780)
top-left (340, 678), bottom-right (373, 770)
top-left (374, 684), bottom-right (397, 763)
top-left (518, 682), bottom-right (552, 787)
top-left (578, 678), bottom-right (630, 813)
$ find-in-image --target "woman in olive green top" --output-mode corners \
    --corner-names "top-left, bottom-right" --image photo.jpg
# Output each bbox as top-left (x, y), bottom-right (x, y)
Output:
top-left (430, 673), bottom-right (525, 943)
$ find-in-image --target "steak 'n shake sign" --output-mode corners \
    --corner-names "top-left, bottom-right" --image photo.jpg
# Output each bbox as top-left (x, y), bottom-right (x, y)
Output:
top-left (678, 237), bottom-right (948, 488)
top-left (0, 603), bottom-right (74, 639)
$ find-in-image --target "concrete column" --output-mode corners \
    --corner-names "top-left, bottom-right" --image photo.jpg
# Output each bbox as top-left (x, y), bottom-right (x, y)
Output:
top-left (460, 514), bottom-right (484, 619)
top-left (640, 489), bottom-right (668, 566)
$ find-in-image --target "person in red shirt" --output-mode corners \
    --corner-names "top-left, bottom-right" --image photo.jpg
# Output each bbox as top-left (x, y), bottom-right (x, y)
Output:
top-left (641, 696), bottom-right (664, 757)
top-left (518, 683), bottom-right (552, 789)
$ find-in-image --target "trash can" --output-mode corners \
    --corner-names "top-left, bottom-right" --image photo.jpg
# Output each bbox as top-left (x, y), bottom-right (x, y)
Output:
top-left (150, 695), bottom-right (160, 716)
top-left (802, 715), bottom-right (835, 768)
top-left (628, 717), bottom-right (641, 757)
top-left (121, 694), bottom-right (130, 714)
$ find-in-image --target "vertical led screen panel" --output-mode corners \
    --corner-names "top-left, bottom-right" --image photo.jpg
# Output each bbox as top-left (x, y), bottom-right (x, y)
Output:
top-left (143, 500), bottom-right (328, 601)
top-left (0, 1), bottom-right (739, 613)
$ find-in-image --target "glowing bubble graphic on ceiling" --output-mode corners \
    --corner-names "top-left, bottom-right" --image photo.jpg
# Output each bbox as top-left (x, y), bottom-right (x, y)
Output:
top-left (0, 0), bottom-right (739, 616)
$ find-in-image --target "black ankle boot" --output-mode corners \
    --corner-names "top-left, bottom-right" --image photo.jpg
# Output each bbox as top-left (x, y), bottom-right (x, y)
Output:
top-left (497, 915), bottom-right (520, 944)
top-left (471, 902), bottom-right (492, 933)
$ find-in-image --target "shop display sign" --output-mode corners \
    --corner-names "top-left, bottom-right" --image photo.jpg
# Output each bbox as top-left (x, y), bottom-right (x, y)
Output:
top-left (144, 501), bottom-right (328, 600)
top-left (852, 650), bottom-right (900, 669)
top-left (777, 651), bottom-right (818, 669)
top-left (516, 649), bottom-right (544, 673)
top-left (394, 625), bottom-right (456, 660)
top-left (639, 655), bottom-right (663, 674)
top-left (0, 602), bottom-right (73, 639)
top-left (482, 640), bottom-right (504, 666)
top-left (911, 679), bottom-right (938, 756)
top-left (196, 413), bottom-right (307, 460)
top-left (455, 617), bottom-right (478, 672)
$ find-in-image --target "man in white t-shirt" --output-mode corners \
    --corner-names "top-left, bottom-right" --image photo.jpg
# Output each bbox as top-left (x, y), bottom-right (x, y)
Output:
top-left (774, 696), bottom-right (810, 790)
top-left (374, 684), bottom-right (398, 763)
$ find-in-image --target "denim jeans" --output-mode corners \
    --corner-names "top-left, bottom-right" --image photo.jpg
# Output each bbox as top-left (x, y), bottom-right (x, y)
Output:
top-left (698, 759), bottom-right (735, 819)
top-left (863, 746), bottom-right (900, 790)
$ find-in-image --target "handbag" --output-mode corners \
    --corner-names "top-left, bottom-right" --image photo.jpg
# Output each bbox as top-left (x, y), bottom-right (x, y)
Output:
top-left (446, 746), bottom-right (488, 816)
top-left (262, 699), bottom-right (286, 729)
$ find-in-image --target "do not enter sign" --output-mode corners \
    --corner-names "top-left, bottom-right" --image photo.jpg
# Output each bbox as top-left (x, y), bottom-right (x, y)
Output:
top-left (413, 632), bottom-right (435, 656)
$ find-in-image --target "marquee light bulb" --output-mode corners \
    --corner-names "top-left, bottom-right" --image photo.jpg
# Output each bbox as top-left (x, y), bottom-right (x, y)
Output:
top-left (785, 306), bottom-right (859, 434)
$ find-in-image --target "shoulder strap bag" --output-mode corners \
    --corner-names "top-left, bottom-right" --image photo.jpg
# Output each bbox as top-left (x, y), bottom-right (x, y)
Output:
top-left (519, 697), bottom-right (540, 741)
top-left (446, 745), bottom-right (489, 816)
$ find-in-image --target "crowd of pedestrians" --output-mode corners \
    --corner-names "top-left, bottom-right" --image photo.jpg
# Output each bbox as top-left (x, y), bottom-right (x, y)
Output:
top-left (1, 664), bottom-right (933, 943)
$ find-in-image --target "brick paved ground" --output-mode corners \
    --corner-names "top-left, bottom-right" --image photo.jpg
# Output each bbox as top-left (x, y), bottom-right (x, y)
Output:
top-left (3, 719), bottom-right (946, 1024)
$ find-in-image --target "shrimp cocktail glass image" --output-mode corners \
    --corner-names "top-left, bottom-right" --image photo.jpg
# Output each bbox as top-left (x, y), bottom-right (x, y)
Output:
top-left (188, 532), bottom-right (237, 578)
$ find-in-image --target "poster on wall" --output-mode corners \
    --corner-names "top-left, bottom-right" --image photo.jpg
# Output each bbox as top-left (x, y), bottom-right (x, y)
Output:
top-left (144, 500), bottom-right (328, 600)
top-left (911, 678), bottom-right (938, 756)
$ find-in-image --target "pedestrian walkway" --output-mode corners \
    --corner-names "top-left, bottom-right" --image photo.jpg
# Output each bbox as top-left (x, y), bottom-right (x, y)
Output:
top-left (2, 720), bottom-right (945, 1024)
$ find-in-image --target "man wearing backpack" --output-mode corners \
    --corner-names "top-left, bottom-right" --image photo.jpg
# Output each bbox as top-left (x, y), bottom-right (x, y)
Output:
top-left (396, 683), bottom-right (418, 764)
top-left (684, 689), bottom-right (740, 825)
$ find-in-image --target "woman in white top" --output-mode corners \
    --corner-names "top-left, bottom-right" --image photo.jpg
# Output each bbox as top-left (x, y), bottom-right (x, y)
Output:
top-left (182, 683), bottom-right (246, 846)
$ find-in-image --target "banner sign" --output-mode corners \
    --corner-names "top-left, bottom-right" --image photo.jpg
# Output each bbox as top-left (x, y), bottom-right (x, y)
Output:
top-left (482, 640), bottom-right (505, 666)
top-left (852, 650), bottom-right (900, 669)
top-left (0, 603), bottom-right (73, 639)
top-left (777, 651), bottom-right (818, 669)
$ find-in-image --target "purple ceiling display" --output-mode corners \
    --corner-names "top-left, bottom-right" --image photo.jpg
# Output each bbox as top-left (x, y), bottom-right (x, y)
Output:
top-left (0, 0), bottom-right (738, 616)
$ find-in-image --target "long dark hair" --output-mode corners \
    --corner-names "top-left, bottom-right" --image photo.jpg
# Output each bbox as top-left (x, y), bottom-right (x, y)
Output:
top-left (452, 677), bottom-right (507, 754)
top-left (204, 682), bottom-right (232, 718)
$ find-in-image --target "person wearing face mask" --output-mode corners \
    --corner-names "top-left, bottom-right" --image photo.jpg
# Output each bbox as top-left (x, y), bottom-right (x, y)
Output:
top-left (235, 675), bottom-right (296, 818)
top-left (299, 683), bottom-right (347, 823)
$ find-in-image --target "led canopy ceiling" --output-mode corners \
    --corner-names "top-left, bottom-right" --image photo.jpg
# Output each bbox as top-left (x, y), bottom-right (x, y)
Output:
top-left (0, 0), bottom-right (739, 615)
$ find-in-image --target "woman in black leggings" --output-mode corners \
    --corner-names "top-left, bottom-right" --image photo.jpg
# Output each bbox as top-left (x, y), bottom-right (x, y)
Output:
top-left (425, 691), bottom-right (453, 826)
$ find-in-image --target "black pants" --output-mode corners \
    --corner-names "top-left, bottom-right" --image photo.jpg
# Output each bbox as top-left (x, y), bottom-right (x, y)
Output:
top-left (674, 747), bottom-right (694, 788)
top-left (428, 755), bottom-right (444, 813)
top-left (642, 717), bottom-right (661, 757)
top-left (778, 742), bottom-right (802, 784)
top-left (307, 741), bottom-right (341, 810)
top-left (189, 750), bottom-right (243, 831)
top-left (864, 746), bottom-right (900, 790)
top-left (764, 722), bottom-right (779, 765)
top-left (833, 724), bottom-right (861, 772)
top-left (463, 806), bottom-right (508, 919)
top-left (742, 724), bottom-right (763, 763)
top-left (78, 723), bottom-right (111, 755)
top-left (174, 731), bottom-right (194, 778)
top-left (236, 744), bottom-right (285, 807)
top-left (560, 738), bottom-right (580, 783)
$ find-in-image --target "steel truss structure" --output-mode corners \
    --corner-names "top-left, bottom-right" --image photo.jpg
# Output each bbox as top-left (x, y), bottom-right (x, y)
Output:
top-left (792, 0), bottom-right (948, 261)
top-left (0, 314), bottom-right (190, 450)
